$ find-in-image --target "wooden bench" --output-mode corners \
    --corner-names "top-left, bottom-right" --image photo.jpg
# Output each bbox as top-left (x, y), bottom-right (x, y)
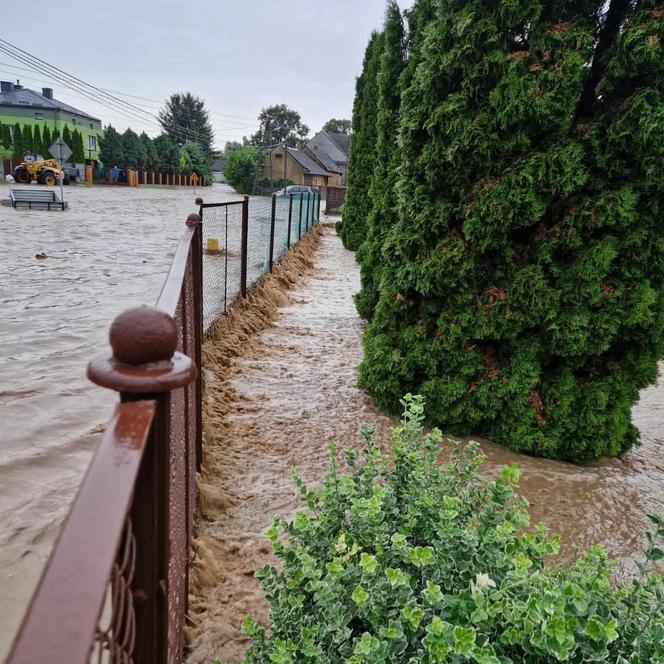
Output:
top-left (10, 189), bottom-right (67, 211)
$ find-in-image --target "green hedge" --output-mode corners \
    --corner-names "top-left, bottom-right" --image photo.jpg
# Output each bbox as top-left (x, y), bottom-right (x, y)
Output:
top-left (354, 0), bottom-right (664, 461)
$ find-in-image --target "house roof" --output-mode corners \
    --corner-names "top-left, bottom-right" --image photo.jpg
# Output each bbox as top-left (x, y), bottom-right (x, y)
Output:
top-left (327, 132), bottom-right (351, 155)
top-left (306, 144), bottom-right (343, 173)
top-left (0, 87), bottom-right (101, 122)
top-left (286, 147), bottom-right (330, 176)
top-left (211, 158), bottom-right (225, 171)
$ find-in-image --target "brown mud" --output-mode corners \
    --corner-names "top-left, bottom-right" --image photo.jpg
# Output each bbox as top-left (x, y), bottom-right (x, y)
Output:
top-left (187, 223), bottom-right (664, 663)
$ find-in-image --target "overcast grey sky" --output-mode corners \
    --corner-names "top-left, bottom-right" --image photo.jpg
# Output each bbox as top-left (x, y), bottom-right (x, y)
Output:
top-left (1, 0), bottom-right (413, 149)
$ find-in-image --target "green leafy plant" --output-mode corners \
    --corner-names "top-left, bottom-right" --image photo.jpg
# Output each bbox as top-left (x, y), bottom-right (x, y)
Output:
top-left (224, 146), bottom-right (261, 194)
top-left (243, 396), bottom-right (663, 663)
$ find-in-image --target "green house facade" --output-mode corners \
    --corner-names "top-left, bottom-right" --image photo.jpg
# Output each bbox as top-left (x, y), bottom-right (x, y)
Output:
top-left (0, 81), bottom-right (102, 163)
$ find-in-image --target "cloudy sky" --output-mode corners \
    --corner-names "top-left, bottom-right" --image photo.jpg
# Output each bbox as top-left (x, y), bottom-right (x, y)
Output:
top-left (1, 0), bottom-right (413, 149)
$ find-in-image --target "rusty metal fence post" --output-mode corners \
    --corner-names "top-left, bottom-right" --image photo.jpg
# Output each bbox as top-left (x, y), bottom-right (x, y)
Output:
top-left (188, 213), bottom-right (204, 470)
top-left (268, 193), bottom-right (276, 272)
top-left (241, 195), bottom-right (249, 298)
top-left (88, 306), bottom-right (196, 663)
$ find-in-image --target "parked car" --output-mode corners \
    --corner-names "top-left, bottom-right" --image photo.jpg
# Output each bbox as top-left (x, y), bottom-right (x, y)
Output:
top-left (275, 185), bottom-right (314, 197)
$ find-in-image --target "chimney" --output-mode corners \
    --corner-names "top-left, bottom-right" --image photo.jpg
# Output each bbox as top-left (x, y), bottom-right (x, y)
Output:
top-left (42, 87), bottom-right (53, 99)
top-left (0, 81), bottom-right (15, 92)
top-left (14, 79), bottom-right (22, 90)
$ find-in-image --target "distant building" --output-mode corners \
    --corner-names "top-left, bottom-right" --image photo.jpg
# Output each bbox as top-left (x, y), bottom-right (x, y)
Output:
top-left (264, 144), bottom-right (331, 187)
top-left (305, 131), bottom-right (351, 185)
top-left (211, 157), bottom-right (226, 183)
top-left (0, 81), bottom-right (102, 163)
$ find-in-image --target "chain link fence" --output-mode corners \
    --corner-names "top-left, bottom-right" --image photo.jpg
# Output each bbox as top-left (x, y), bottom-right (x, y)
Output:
top-left (200, 191), bottom-right (320, 332)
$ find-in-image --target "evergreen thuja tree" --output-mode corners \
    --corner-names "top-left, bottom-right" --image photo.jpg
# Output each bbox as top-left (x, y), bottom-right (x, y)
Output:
top-left (359, 0), bottom-right (664, 461)
top-left (355, 1), bottom-right (408, 320)
top-left (337, 31), bottom-right (384, 251)
top-left (41, 125), bottom-right (52, 155)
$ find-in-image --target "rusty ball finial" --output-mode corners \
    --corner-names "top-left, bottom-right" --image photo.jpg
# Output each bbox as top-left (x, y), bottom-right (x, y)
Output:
top-left (109, 306), bottom-right (178, 365)
top-left (195, 197), bottom-right (203, 205)
top-left (186, 213), bottom-right (201, 227)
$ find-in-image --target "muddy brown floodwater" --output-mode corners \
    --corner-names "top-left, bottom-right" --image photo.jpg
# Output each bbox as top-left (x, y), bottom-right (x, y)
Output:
top-left (0, 182), bottom-right (240, 658)
top-left (188, 223), bottom-right (664, 664)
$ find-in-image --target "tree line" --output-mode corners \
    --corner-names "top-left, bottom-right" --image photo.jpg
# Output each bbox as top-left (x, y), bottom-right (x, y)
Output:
top-left (223, 104), bottom-right (352, 194)
top-left (97, 126), bottom-right (210, 178)
top-left (0, 121), bottom-right (87, 162)
top-left (341, 0), bottom-right (664, 462)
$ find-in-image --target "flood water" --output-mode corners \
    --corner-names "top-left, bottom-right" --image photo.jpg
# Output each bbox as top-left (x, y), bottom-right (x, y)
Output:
top-left (189, 225), bottom-right (664, 663)
top-left (0, 182), bottom-right (240, 657)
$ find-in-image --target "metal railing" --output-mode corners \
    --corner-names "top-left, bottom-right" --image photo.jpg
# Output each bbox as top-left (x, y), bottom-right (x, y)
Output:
top-left (7, 192), bottom-right (320, 663)
top-left (199, 190), bottom-right (320, 329)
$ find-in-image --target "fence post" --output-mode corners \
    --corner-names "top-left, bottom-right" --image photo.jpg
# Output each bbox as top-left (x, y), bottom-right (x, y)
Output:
top-left (305, 192), bottom-right (311, 233)
top-left (241, 195), bottom-right (249, 298)
top-left (187, 213), bottom-right (204, 471)
top-left (286, 194), bottom-right (293, 249)
top-left (87, 306), bottom-right (197, 663)
top-left (268, 193), bottom-right (276, 272)
top-left (317, 189), bottom-right (321, 223)
top-left (298, 192), bottom-right (304, 240)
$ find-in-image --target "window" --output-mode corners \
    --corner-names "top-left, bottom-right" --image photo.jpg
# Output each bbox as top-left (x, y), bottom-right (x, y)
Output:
top-left (275, 152), bottom-right (283, 159)
top-left (34, 112), bottom-right (44, 120)
top-left (90, 123), bottom-right (93, 129)
top-left (72, 118), bottom-right (76, 125)
top-left (88, 135), bottom-right (97, 151)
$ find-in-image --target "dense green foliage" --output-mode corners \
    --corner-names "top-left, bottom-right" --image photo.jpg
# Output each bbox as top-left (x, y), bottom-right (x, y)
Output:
top-left (121, 128), bottom-right (146, 170)
top-left (99, 125), bottom-right (124, 168)
top-left (323, 118), bottom-right (353, 134)
top-left (338, 31), bottom-right (384, 251)
top-left (224, 146), bottom-right (260, 194)
top-left (352, 0), bottom-right (664, 460)
top-left (251, 104), bottom-right (309, 147)
top-left (179, 141), bottom-right (211, 178)
top-left (244, 397), bottom-right (664, 663)
top-left (158, 92), bottom-right (214, 153)
top-left (153, 133), bottom-right (180, 174)
top-left (355, 2), bottom-right (407, 320)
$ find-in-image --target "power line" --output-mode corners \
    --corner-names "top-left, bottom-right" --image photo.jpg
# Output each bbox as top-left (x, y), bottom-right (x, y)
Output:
top-left (0, 42), bottom-right (258, 135)
top-left (0, 40), bottom-right (218, 144)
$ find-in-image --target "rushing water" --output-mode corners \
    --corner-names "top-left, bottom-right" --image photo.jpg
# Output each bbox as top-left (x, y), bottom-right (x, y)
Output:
top-left (0, 183), bottom-right (239, 656)
top-left (189, 226), bottom-right (664, 663)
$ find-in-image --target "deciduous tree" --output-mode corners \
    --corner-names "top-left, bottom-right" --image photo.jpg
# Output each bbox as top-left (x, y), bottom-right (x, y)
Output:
top-left (322, 118), bottom-right (352, 134)
top-left (251, 104), bottom-right (309, 147)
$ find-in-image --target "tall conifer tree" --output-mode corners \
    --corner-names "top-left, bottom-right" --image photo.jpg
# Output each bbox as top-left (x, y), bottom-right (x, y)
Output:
top-left (337, 31), bottom-right (384, 251)
top-left (358, 0), bottom-right (664, 461)
top-left (355, 1), bottom-right (407, 320)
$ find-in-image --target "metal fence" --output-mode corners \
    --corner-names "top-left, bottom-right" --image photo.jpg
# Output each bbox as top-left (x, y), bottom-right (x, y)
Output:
top-left (7, 192), bottom-right (320, 663)
top-left (200, 190), bottom-right (321, 331)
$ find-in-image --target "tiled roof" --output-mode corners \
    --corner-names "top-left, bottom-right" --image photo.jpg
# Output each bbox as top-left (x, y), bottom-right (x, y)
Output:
top-left (286, 147), bottom-right (330, 176)
top-left (327, 132), bottom-right (351, 155)
top-left (307, 145), bottom-right (343, 173)
top-left (0, 87), bottom-right (101, 122)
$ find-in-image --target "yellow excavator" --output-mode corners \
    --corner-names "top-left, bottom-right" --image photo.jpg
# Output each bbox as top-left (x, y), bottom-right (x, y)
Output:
top-left (13, 155), bottom-right (67, 186)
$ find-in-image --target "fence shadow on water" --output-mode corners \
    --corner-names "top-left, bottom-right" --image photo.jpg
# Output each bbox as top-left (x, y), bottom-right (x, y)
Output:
top-left (7, 191), bottom-right (321, 664)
